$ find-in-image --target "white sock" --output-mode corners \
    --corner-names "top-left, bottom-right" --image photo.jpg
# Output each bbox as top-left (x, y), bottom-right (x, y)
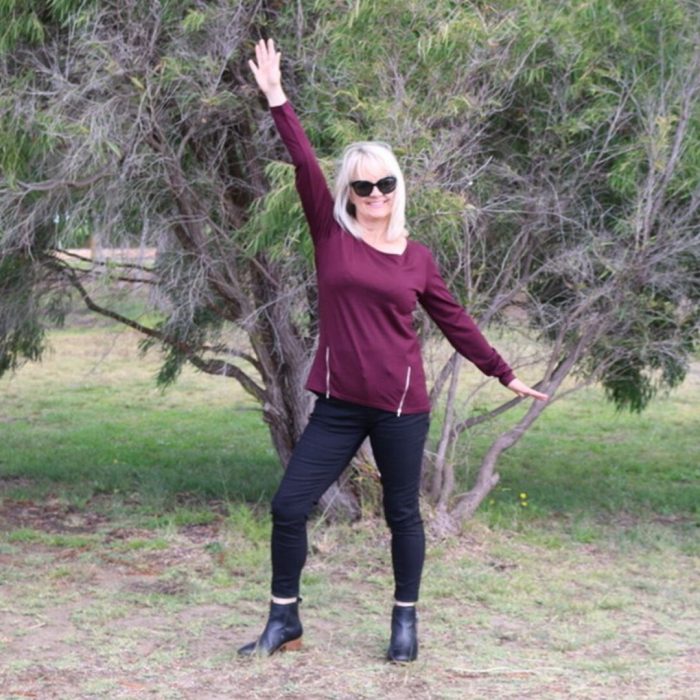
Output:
top-left (271, 596), bottom-right (297, 605)
top-left (394, 600), bottom-right (416, 607)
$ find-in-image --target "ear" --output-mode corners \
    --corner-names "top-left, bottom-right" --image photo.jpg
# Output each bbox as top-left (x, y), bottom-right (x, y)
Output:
top-left (346, 201), bottom-right (356, 217)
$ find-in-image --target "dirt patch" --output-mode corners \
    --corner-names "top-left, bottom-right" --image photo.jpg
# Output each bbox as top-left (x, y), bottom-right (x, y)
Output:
top-left (0, 497), bottom-right (110, 534)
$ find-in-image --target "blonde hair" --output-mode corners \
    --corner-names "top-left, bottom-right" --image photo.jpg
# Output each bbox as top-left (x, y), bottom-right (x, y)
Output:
top-left (333, 142), bottom-right (407, 242)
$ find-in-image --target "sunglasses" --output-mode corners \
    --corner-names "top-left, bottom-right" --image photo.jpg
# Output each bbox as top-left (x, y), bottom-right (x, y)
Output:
top-left (349, 176), bottom-right (397, 197)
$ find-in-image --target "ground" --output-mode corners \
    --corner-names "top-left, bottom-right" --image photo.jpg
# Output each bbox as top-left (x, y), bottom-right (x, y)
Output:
top-left (1, 490), bottom-right (697, 700)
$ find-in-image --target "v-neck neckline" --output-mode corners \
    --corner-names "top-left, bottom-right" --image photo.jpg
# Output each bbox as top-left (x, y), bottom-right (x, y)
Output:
top-left (358, 236), bottom-right (408, 257)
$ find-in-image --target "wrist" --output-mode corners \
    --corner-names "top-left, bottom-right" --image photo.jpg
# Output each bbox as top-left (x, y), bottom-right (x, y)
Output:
top-left (502, 372), bottom-right (517, 388)
top-left (265, 87), bottom-right (287, 107)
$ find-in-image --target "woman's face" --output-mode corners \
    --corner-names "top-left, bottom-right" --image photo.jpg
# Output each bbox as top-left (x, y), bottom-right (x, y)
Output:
top-left (348, 161), bottom-right (395, 223)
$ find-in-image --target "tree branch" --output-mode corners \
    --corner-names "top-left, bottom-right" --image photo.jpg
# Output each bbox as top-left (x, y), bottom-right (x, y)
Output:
top-left (42, 255), bottom-right (266, 403)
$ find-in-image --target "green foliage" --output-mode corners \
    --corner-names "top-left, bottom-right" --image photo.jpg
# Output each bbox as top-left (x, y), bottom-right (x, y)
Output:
top-left (0, 317), bottom-right (44, 375)
top-left (602, 359), bottom-right (657, 414)
top-left (0, 100), bottom-right (61, 185)
top-left (491, 0), bottom-right (699, 409)
top-left (0, 0), bottom-right (98, 53)
top-left (181, 8), bottom-right (206, 34)
top-left (239, 161), bottom-right (314, 265)
top-left (140, 304), bottom-right (223, 388)
top-left (0, 254), bottom-right (45, 374)
top-left (0, 0), bottom-right (698, 430)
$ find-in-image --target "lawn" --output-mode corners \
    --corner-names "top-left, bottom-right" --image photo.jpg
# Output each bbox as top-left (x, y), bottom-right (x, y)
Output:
top-left (0, 324), bottom-right (698, 699)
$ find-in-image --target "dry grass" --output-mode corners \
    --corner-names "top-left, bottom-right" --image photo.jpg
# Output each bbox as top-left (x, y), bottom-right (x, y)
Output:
top-left (0, 498), bottom-right (698, 699)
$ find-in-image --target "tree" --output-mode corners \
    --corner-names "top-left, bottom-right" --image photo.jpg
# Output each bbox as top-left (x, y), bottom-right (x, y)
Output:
top-left (417, 0), bottom-right (700, 528)
top-left (1, 0), bottom-right (698, 526)
top-left (1, 0), bottom-right (317, 464)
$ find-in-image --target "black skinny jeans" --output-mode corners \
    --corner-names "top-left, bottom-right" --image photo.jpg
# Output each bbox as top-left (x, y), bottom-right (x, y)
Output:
top-left (270, 395), bottom-right (430, 603)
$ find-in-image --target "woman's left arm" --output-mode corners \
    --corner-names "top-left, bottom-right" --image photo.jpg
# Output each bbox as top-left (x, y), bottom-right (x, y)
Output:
top-left (418, 251), bottom-right (549, 402)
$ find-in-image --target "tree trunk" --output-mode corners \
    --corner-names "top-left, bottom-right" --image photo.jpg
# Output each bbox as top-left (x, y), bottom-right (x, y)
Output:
top-left (430, 354), bottom-right (462, 505)
top-left (448, 338), bottom-right (587, 524)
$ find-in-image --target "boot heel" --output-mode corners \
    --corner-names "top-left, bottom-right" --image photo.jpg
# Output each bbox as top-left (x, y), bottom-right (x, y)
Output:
top-left (280, 637), bottom-right (302, 652)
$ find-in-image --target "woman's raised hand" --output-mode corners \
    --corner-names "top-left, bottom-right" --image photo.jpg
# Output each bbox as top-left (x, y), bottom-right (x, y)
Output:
top-left (249, 38), bottom-right (286, 106)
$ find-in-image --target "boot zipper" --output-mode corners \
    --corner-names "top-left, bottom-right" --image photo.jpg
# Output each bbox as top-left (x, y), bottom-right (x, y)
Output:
top-left (397, 366), bottom-right (411, 417)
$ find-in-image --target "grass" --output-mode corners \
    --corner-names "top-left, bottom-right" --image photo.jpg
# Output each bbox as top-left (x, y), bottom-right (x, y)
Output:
top-left (428, 339), bottom-right (700, 528)
top-left (1, 322), bottom-right (698, 525)
top-left (479, 380), bottom-right (700, 517)
top-left (0, 323), bottom-right (280, 509)
top-left (0, 321), bottom-right (699, 698)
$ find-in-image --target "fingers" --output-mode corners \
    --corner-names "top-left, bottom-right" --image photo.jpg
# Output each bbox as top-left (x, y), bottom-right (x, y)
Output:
top-left (249, 38), bottom-right (284, 100)
top-left (256, 37), bottom-right (271, 62)
top-left (248, 59), bottom-right (259, 80)
top-left (525, 388), bottom-right (550, 402)
top-left (253, 38), bottom-right (278, 67)
top-left (519, 387), bottom-right (549, 401)
top-left (249, 39), bottom-right (263, 74)
top-left (250, 38), bottom-right (280, 82)
top-left (507, 378), bottom-right (550, 402)
top-left (252, 39), bottom-right (263, 71)
top-left (256, 38), bottom-right (268, 66)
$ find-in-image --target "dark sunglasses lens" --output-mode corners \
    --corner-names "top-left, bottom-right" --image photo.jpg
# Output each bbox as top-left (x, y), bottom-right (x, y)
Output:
top-left (377, 176), bottom-right (397, 194)
top-left (351, 181), bottom-right (373, 197)
top-left (350, 177), bottom-right (397, 197)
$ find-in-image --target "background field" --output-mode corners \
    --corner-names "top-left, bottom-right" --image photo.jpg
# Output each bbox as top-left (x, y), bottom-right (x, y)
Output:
top-left (0, 323), bottom-right (698, 699)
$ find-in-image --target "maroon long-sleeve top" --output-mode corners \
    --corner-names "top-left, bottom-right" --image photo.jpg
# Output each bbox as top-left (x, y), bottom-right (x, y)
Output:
top-left (270, 101), bottom-right (515, 415)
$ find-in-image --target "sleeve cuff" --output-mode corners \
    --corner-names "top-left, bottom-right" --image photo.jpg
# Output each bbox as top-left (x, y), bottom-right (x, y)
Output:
top-left (499, 371), bottom-right (516, 387)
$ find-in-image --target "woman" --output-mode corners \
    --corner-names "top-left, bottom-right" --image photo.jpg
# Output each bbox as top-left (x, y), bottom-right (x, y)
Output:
top-left (240, 38), bottom-right (549, 662)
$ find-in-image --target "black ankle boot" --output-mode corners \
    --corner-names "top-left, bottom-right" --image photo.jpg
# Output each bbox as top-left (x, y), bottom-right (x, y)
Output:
top-left (386, 604), bottom-right (418, 663)
top-left (238, 599), bottom-right (303, 657)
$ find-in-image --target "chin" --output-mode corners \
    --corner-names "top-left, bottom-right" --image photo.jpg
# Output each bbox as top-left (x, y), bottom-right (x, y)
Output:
top-left (362, 204), bottom-right (391, 218)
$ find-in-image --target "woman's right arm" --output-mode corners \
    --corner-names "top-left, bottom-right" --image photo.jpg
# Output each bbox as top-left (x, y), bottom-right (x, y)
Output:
top-left (249, 39), bottom-right (334, 241)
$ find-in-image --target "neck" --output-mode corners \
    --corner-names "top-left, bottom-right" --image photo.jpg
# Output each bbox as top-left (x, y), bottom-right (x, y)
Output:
top-left (357, 214), bottom-right (390, 243)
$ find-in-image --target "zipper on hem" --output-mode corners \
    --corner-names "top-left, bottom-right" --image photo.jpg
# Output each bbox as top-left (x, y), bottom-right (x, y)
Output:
top-left (396, 366), bottom-right (412, 417)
